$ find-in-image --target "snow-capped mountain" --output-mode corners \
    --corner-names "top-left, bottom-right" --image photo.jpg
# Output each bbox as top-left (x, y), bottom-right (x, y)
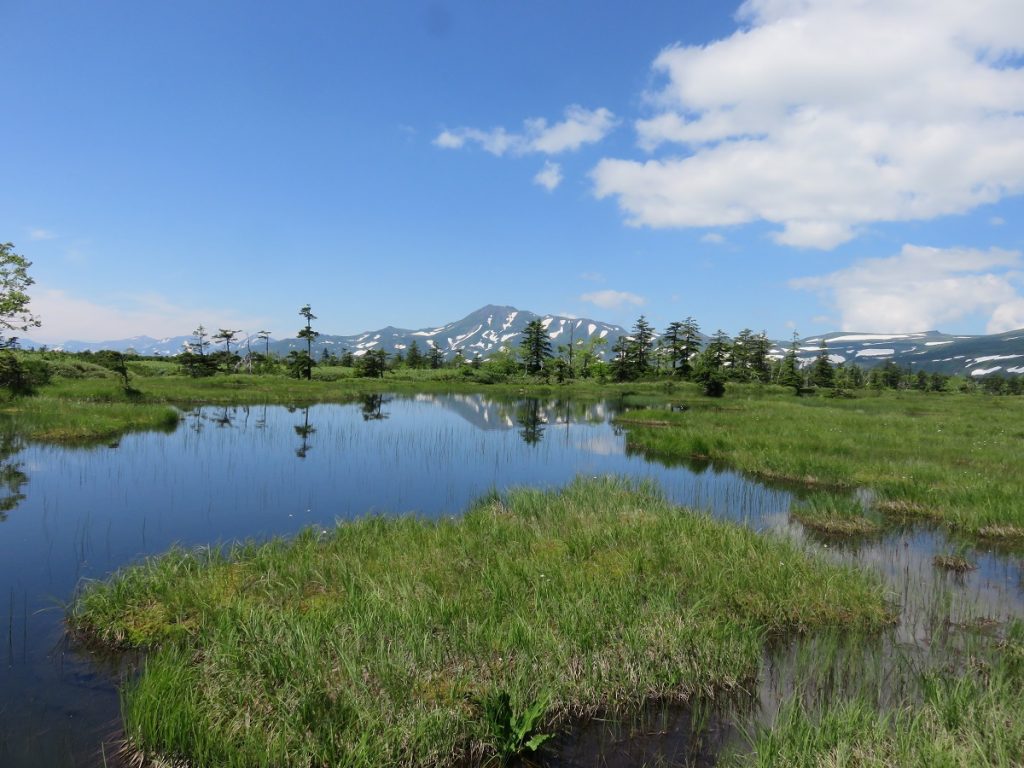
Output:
top-left (270, 304), bottom-right (628, 361)
top-left (30, 305), bottom-right (1024, 377)
top-left (778, 330), bottom-right (1024, 378)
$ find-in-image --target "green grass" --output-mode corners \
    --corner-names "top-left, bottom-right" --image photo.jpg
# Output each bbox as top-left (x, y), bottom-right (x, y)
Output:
top-left (69, 478), bottom-right (891, 767)
top-left (1, 393), bottom-right (179, 443)
top-left (618, 387), bottom-right (1024, 538)
top-left (789, 494), bottom-right (883, 537)
top-left (730, 621), bottom-right (1024, 767)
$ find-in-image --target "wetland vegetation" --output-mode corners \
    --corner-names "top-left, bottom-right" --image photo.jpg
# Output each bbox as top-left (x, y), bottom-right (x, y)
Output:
top-left (69, 478), bottom-right (890, 767)
top-left (0, 345), bottom-right (1021, 765)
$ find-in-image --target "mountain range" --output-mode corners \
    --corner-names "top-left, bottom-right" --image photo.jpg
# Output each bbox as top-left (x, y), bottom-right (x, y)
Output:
top-left (28, 304), bottom-right (1024, 378)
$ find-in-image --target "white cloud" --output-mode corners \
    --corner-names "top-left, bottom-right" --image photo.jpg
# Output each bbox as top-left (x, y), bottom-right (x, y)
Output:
top-left (592, 0), bottom-right (1024, 248)
top-left (580, 289), bottom-right (647, 310)
top-left (30, 286), bottom-right (267, 344)
top-left (701, 232), bottom-right (726, 245)
top-left (533, 161), bottom-right (563, 191)
top-left (791, 244), bottom-right (1024, 332)
top-left (435, 105), bottom-right (616, 157)
top-left (29, 228), bottom-right (58, 241)
top-left (580, 271), bottom-right (605, 282)
top-left (991, 216), bottom-right (1006, 226)
top-left (433, 130), bottom-right (466, 149)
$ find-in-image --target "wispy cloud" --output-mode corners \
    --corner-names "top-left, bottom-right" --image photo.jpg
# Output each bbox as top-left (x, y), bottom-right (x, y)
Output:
top-left (791, 244), bottom-right (1024, 333)
top-left (533, 161), bottom-right (563, 191)
top-left (580, 271), bottom-right (605, 282)
top-left (435, 105), bottom-right (617, 157)
top-left (592, 0), bottom-right (1024, 249)
top-left (30, 286), bottom-right (267, 344)
top-left (701, 232), bottom-right (726, 245)
top-left (580, 289), bottom-right (647, 311)
top-left (29, 228), bottom-right (58, 241)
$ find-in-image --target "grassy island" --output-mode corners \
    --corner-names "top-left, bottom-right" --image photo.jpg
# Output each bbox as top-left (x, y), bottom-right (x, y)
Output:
top-left (70, 478), bottom-right (891, 767)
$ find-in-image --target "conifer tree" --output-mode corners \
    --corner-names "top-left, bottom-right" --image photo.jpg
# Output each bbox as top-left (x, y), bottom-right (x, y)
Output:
top-left (679, 317), bottom-right (702, 379)
top-left (297, 305), bottom-right (319, 380)
top-left (660, 321), bottom-right (684, 374)
top-left (406, 340), bottom-right (424, 369)
top-left (629, 315), bottom-right (656, 375)
top-left (778, 331), bottom-right (802, 392)
top-left (428, 342), bottom-right (444, 369)
top-left (519, 319), bottom-right (552, 375)
top-left (811, 339), bottom-right (835, 388)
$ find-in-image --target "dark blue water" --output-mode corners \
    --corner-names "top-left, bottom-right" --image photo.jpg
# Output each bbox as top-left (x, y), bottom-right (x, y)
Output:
top-left (0, 393), bottom-right (1020, 766)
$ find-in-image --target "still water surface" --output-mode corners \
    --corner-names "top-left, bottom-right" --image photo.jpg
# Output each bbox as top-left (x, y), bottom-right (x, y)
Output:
top-left (0, 393), bottom-right (1020, 766)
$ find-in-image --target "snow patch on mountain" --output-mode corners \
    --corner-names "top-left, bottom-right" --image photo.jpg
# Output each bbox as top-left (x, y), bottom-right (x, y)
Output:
top-left (856, 349), bottom-right (896, 357)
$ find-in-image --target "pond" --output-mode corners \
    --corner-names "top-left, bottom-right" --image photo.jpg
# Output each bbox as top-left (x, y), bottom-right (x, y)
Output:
top-left (0, 393), bottom-right (1021, 766)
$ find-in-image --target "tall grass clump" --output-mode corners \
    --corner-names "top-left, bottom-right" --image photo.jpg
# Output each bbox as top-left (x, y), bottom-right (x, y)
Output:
top-left (730, 620), bottom-right (1024, 767)
top-left (790, 493), bottom-right (883, 537)
top-left (69, 478), bottom-right (891, 767)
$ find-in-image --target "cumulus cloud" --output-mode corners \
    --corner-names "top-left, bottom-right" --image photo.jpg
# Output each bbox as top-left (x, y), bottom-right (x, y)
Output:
top-left (580, 289), bottom-right (647, 310)
top-left (30, 286), bottom-right (266, 345)
top-left (592, 0), bottom-right (1024, 248)
top-left (533, 161), bottom-right (563, 191)
top-left (435, 105), bottom-right (617, 157)
top-left (790, 245), bottom-right (1024, 332)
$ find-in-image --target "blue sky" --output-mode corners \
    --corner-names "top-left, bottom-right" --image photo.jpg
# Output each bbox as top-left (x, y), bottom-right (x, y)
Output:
top-left (3, 0), bottom-right (1023, 344)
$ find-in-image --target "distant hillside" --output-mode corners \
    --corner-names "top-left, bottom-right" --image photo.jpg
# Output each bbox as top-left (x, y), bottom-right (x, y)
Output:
top-left (779, 330), bottom-right (1024, 379)
top-left (269, 304), bottom-right (628, 362)
top-left (31, 305), bottom-right (1024, 377)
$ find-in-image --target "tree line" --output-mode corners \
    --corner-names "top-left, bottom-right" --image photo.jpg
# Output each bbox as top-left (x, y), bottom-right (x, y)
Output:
top-left (170, 308), bottom-right (1022, 397)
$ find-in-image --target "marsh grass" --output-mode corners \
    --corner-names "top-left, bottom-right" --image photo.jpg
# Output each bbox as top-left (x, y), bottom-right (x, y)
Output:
top-left (619, 388), bottom-right (1024, 539)
top-left (789, 494), bottom-right (883, 538)
top-left (932, 554), bottom-right (976, 573)
top-left (1, 393), bottom-right (179, 443)
top-left (69, 478), bottom-right (891, 767)
top-left (730, 621), bottom-right (1024, 767)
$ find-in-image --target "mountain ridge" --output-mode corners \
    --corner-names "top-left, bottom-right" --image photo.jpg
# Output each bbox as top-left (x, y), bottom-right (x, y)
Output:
top-left (28, 305), bottom-right (1024, 378)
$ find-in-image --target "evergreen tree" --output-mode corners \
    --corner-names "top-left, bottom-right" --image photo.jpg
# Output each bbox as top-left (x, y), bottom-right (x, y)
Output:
top-left (190, 325), bottom-right (210, 357)
top-left (357, 349), bottom-right (388, 378)
top-left (731, 328), bottom-right (755, 381)
top-left (660, 321), bottom-right (685, 375)
top-left (297, 305), bottom-right (319, 380)
top-left (610, 335), bottom-right (632, 382)
top-left (212, 328), bottom-right (240, 355)
top-left (519, 319), bottom-right (552, 375)
top-left (750, 331), bottom-right (772, 382)
top-left (257, 330), bottom-right (272, 358)
top-left (778, 331), bottom-right (802, 392)
top-left (629, 315), bottom-right (656, 375)
top-left (406, 340), bottom-right (424, 369)
top-left (811, 339), bottom-right (835, 388)
top-left (428, 342), bottom-right (444, 369)
top-left (286, 350), bottom-right (314, 379)
top-left (704, 330), bottom-right (731, 370)
top-left (676, 317), bottom-right (702, 379)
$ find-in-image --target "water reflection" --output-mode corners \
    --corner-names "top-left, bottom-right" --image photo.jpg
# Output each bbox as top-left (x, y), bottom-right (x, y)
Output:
top-left (515, 398), bottom-right (546, 445)
top-left (0, 392), bottom-right (1020, 768)
top-left (292, 406), bottom-right (315, 458)
top-left (0, 432), bottom-right (27, 522)
top-left (359, 393), bottom-right (389, 421)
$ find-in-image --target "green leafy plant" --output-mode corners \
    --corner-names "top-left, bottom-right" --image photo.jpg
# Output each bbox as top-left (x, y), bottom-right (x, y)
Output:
top-left (482, 690), bottom-right (554, 765)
